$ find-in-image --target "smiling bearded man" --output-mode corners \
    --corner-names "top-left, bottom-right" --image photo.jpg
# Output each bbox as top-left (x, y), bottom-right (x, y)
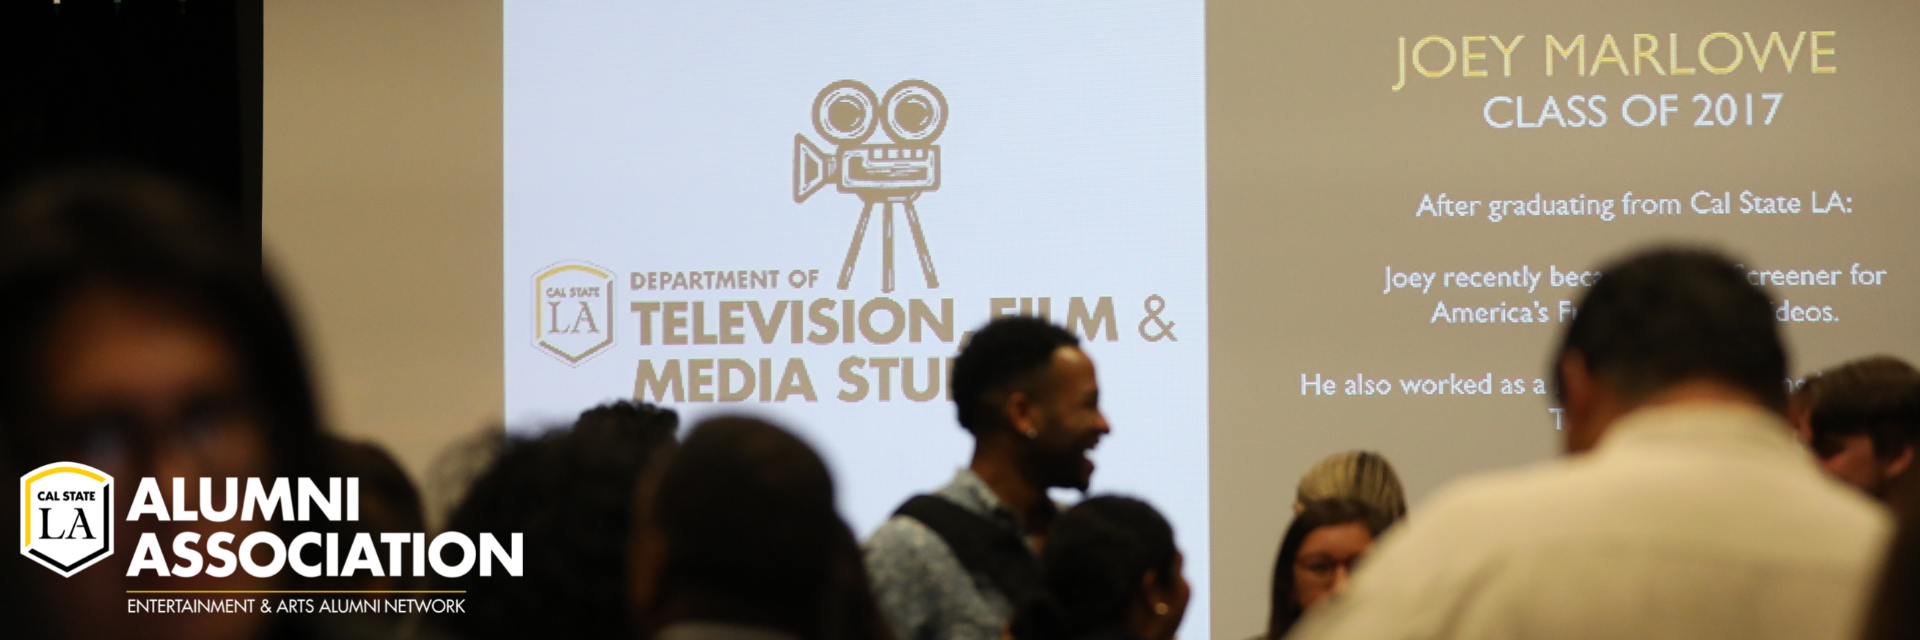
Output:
top-left (863, 316), bottom-right (1111, 640)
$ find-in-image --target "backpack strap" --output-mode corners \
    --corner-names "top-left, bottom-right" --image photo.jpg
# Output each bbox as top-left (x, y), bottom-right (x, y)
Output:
top-left (894, 494), bottom-right (1042, 605)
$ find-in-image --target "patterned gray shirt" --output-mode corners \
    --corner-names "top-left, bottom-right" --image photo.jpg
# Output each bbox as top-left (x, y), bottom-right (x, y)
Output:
top-left (863, 469), bottom-right (1035, 640)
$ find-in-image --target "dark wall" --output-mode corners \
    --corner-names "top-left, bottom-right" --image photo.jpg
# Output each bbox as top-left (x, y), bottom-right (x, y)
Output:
top-left (0, 0), bottom-right (261, 247)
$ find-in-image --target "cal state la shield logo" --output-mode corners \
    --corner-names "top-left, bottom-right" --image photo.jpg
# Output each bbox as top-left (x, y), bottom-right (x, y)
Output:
top-left (534, 261), bottom-right (616, 366)
top-left (21, 462), bottom-right (113, 577)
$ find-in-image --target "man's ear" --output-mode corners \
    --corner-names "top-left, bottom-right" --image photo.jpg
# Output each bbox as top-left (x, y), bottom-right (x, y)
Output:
top-left (1004, 389), bottom-right (1042, 439)
top-left (1886, 445), bottom-right (1915, 479)
top-left (1558, 350), bottom-right (1609, 454)
top-left (1558, 350), bottom-right (1593, 412)
top-left (1139, 568), bottom-right (1163, 604)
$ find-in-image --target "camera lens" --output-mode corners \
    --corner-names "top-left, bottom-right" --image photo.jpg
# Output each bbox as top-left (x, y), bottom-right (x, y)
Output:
top-left (829, 98), bottom-right (867, 134)
top-left (883, 80), bottom-right (946, 144)
top-left (895, 97), bottom-right (932, 133)
top-left (813, 81), bottom-right (878, 145)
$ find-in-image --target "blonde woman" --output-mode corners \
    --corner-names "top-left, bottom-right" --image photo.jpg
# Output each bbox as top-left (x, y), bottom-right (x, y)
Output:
top-left (1293, 451), bottom-right (1406, 519)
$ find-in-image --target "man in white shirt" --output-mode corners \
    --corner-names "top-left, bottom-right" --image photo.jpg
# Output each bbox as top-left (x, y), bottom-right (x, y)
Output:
top-left (1289, 247), bottom-right (1892, 640)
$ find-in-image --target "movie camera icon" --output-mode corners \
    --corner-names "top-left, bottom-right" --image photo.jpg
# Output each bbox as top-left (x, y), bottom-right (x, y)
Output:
top-left (794, 79), bottom-right (946, 292)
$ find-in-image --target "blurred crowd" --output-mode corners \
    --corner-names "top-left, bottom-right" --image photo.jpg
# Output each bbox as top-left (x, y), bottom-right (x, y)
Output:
top-left (1, 169), bottom-right (1917, 640)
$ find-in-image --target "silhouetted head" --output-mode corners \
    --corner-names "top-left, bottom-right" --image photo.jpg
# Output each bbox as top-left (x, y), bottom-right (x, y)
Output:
top-left (952, 316), bottom-right (1107, 491)
top-left (1803, 356), bottom-right (1920, 498)
top-left (321, 436), bottom-right (425, 597)
top-left (632, 416), bottom-right (844, 640)
top-left (432, 400), bottom-right (679, 640)
top-left (1011, 496), bottom-right (1188, 640)
top-left (1551, 247), bottom-right (1787, 453)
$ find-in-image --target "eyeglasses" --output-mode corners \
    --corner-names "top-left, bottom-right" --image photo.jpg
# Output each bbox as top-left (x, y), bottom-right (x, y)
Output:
top-left (1296, 552), bottom-right (1362, 578)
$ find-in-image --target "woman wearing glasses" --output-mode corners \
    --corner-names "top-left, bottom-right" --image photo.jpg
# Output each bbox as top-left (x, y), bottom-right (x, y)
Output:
top-left (1265, 499), bottom-right (1395, 640)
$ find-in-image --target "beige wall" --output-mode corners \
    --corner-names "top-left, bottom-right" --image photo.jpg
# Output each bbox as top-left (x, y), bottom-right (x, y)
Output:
top-left (262, 1), bottom-right (502, 482)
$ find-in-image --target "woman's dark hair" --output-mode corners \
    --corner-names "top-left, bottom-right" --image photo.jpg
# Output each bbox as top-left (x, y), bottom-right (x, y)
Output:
top-left (321, 435), bottom-right (427, 595)
top-left (1805, 356), bottom-right (1920, 461)
top-left (432, 400), bottom-right (679, 640)
top-left (648, 416), bottom-right (841, 640)
top-left (1267, 499), bottom-right (1394, 640)
top-left (1867, 472), bottom-right (1920, 640)
top-left (324, 436), bottom-right (426, 534)
top-left (0, 167), bottom-right (324, 478)
top-left (1010, 496), bottom-right (1178, 640)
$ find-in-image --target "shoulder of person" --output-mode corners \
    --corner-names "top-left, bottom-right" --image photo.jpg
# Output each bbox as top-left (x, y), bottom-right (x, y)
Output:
top-left (863, 514), bottom-right (950, 556)
top-left (1412, 458), bottom-right (1580, 527)
top-left (1775, 471), bottom-right (1896, 556)
top-left (1342, 459), bottom-right (1580, 581)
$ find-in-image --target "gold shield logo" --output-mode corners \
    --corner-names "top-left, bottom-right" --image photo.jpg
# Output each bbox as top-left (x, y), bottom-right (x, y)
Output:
top-left (534, 261), bottom-right (616, 366)
top-left (20, 462), bottom-right (114, 577)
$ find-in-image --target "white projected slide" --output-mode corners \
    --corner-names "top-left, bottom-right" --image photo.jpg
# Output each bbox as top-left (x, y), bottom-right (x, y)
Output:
top-left (503, 2), bottom-right (1209, 635)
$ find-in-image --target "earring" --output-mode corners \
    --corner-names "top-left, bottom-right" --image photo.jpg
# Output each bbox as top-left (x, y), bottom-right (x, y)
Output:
top-left (1024, 429), bottom-right (1039, 440)
top-left (1153, 602), bottom-right (1170, 616)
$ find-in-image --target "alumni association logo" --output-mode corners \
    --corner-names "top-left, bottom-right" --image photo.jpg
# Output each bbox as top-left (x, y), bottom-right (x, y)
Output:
top-left (534, 261), bottom-right (616, 366)
top-left (20, 462), bottom-right (113, 577)
top-left (794, 79), bottom-right (947, 293)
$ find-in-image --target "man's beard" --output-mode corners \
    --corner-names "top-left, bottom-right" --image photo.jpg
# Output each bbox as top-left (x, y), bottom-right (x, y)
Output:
top-left (1024, 445), bottom-right (1089, 491)
top-left (1022, 418), bottom-right (1095, 491)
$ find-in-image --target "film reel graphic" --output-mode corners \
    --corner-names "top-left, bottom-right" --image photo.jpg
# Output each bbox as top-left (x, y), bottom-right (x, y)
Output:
top-left (794, 80), bottom-right (946, 292)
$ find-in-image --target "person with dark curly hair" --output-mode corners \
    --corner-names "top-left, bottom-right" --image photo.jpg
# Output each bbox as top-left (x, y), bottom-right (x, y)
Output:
top-left (1007, 496), bottom-right (1188, 640)
top-left (429, 400), bottom-right (679, 640)
top-left (1796, 356), bottom-right (1920, 500)
top-left (631, 416), bottom-right (889, 640)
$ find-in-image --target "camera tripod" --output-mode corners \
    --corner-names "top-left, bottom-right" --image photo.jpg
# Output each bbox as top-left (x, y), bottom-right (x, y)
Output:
top-left (838, 192), bottom-right (938, 292)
